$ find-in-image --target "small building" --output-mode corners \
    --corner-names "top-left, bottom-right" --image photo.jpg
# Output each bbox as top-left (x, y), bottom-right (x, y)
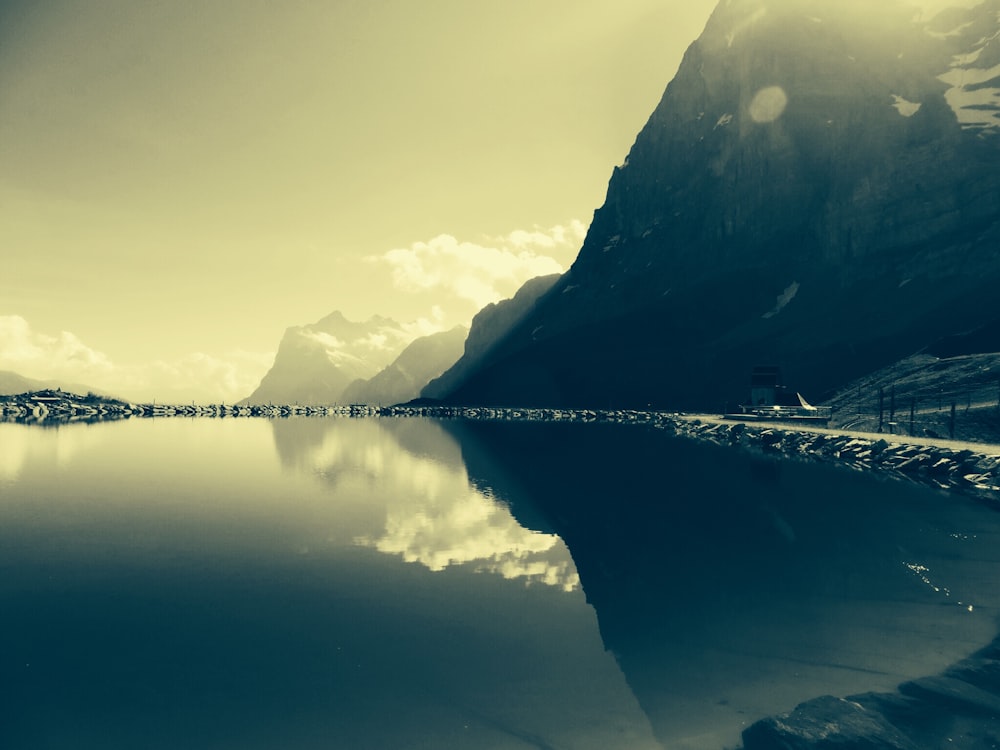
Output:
top-left (750, 366), bottom-right (782, 407)
top-left (728, 366), bottom-right (832, 424)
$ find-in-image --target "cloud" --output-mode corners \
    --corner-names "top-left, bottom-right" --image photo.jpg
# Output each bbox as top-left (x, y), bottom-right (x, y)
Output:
top-left (302, 331), bottom-right (345, 350)
top-left (137, 351), bottom-right (273, 404)
top-left (502, 220), bottom-right (587, 250)
top-left (0, 315), bottom-right (271, 403)
top-left (0, 315), bottom-right (114, 381)
top-left (367, 221), bottom-right (585, 317)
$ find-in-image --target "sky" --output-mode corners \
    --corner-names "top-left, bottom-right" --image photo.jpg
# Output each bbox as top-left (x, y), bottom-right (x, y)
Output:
top-left (1, 0), bottom-right (720, 401)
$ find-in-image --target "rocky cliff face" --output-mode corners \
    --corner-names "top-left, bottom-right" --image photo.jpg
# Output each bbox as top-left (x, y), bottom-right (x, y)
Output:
top-left (340, 326), bottom-right (467, 405)
top-left (243, 312), bottom-right (413, 405)
top-left (442, 0), bottom-right (1000, 409)
top-left (421, 274), bottom-right (560, 400)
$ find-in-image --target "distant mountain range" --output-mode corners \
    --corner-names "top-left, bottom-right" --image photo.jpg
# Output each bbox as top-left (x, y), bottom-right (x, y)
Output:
top-left (242, 312), bottom-right (408, 405)
top-left (242, 312), bottom-right (467, 406)
top-left (341, 326), bottom-right (467, 406)
top-left (426, 0), bottom-right (1000, 410)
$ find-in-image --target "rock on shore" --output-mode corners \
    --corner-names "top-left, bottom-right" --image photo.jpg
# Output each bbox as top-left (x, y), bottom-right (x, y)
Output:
top-left (743, 636), bottom-right (1000, 750)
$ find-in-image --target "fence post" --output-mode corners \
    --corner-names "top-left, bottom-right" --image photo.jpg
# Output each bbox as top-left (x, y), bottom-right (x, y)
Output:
top-left (909, 398), bottom-right (916, 436)
top-left (949, 401), bottom-right (956, 440)
top-left (878, 387), bottom-right (884, 433)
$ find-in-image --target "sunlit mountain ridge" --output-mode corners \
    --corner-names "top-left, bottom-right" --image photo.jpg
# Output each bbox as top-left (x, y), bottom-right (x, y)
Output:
top-left (242, 312), bottom-right (466, 406)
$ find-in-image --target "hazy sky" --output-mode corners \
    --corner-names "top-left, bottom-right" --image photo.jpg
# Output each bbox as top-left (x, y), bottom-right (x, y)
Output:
top-left (1, 0), bottom-right (719, 401)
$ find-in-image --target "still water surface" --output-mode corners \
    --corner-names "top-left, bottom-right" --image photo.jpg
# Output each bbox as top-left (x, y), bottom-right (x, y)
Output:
top-left (2, 416), bottom-right (999, 749)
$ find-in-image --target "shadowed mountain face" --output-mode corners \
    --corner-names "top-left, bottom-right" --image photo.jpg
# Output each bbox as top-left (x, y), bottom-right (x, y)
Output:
top-left (421, 274), bottom-right (560, 401)
top-left (441, 0), bottom-right (1000, 410)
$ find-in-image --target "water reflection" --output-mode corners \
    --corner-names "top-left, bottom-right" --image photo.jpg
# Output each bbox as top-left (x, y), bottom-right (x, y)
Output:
top-left (0, 421), bottom-right (110, 481)
top-left (6, 415), bottom-right (1000, 750)
top-left (270, 417), bottom-right (579, 589)
top-left (446, 420), bottom-right (1000, 750)
top-left (0, 417), bottom-right (656, 750)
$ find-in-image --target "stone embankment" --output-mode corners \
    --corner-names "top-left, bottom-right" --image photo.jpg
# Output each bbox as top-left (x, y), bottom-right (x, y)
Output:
top-left (403, 406), bottom-right (1000, 507)
top-left (673, 417), bottom-right (1000, 507)
top-left (3, 393), bottom-right (999, 507)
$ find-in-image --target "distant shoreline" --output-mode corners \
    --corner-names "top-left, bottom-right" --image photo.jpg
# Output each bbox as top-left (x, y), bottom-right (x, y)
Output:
top-left (4, 390), bottom-right (999, 508)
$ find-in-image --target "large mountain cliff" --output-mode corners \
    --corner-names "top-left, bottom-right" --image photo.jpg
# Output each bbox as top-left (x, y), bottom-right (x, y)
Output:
top-left (243, 312), bottom-right (413, 405)
top-left (441, 0), bottom-right (1000, 409)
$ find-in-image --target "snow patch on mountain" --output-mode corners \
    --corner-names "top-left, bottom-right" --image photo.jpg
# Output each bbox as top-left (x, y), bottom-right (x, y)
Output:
top-left (935, 7), bottom-right (1000, 133)
top-left (763, 282), bottom-right (801, 319)
top-left (939, 59), bottom-right (1000, 131)
top-left (927, 20), bottom-right (975, 38)
top-left (892, 94), bottom-right (923, 116)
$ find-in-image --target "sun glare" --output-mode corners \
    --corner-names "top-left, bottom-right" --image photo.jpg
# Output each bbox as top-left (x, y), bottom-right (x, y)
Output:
top-left (749, 85), bottom-right (789, 123)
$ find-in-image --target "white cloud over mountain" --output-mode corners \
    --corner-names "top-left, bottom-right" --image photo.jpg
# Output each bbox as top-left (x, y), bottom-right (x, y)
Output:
top-left (0, 315), bottom-right (114, 381)
top-left (3, 221), bottom-right (586, 402)
top-left (368, 221), bottom-right (585, 316)
top-left (0, 315), bottom-right (271, 403)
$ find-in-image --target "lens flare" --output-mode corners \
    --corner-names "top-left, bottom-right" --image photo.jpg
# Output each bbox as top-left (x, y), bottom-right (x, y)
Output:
top-left (749, 85), bottom-right (789, 123)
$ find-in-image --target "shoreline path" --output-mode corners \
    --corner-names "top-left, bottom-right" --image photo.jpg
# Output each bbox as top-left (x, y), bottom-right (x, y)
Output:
top-left (683, 412), bottom-right (1000, 456)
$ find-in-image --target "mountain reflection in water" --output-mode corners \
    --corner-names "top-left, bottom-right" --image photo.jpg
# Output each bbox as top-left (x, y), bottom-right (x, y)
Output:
top-left (443, 419), bottom-right (1000, 750)
top-left (2, 417), bottom-right (1000, 750)
top-left (270, 417), bottom-right (579, 589)
top-left (0, 418), bottom-right (652, 750)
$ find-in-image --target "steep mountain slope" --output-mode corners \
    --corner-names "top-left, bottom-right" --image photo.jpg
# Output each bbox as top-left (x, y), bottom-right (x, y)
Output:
top-left (820, 350), bottom-right (1000, 441)
top-left (340, 326), bottom-right (468, 405)
top-left (421, 274), bottom-right (561, 401)
top-left (243, 312), bottom-right (413, 405)
top-left (441, 0), bottom-right (1000, 410)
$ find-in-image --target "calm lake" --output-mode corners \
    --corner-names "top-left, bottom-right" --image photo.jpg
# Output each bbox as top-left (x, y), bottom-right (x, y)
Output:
top-left (2, 416), bottom-right (1000, 749)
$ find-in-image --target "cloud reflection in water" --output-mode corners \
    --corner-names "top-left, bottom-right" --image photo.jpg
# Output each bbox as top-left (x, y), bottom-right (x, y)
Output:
top-left (271, 417), bottom-right (580, 591)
